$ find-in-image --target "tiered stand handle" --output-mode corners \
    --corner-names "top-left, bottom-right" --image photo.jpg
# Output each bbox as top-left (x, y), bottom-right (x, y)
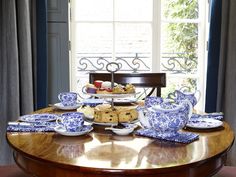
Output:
top-left (106, 62), bottom-right (120, 110)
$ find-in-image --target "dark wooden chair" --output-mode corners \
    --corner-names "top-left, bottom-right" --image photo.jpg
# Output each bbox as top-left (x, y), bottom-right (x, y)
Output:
top-left (89, 73), bottom-right (166, 97)
top-left (213, 166), bottom-right (236, 177)
top-left (0, 165), bottom-right (29, 177)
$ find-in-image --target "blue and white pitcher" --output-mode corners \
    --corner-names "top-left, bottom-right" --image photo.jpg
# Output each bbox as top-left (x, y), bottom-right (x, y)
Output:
top-left (174, 90), bottom-right (201, 108)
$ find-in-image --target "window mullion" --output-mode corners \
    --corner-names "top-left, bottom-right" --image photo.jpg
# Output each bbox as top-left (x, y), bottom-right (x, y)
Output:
top-left (112, 0), bottom-right (116, 62)
top-left (152, 0), bottom-right (161, 72)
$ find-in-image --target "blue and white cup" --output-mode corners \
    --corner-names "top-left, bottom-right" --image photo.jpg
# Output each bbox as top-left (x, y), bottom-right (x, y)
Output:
top-left (57, 112), bottom-right (84, 132)
top-left (58, 92), bottom-right (78, 106)
top-left (145, 96), bottom-right (163, 108)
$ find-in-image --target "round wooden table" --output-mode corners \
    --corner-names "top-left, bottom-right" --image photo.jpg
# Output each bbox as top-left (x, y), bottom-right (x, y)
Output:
top-left (6, 107), bottom-right (234, 177)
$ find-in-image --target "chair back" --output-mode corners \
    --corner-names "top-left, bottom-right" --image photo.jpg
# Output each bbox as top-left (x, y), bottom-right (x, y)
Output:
top-left (89, 73), bottom-right (166, 96)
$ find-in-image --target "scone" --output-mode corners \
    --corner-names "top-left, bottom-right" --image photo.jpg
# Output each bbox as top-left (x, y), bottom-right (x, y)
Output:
top-left (94, 104), bottom-right (118, 123)
top-left (118, 109), bottom-right (138, 122)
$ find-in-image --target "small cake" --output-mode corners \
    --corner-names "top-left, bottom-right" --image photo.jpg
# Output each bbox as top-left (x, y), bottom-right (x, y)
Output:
top-left (86, 84), bottom-right (97, 93)
top-left (94, 80), bottom-right (103, 88)
top-left (125, 84), bottom-right (135, 93)
top-left (101, 81), bottom-right (112, 89)
top-left (112, 84), bottom-right (125, 94)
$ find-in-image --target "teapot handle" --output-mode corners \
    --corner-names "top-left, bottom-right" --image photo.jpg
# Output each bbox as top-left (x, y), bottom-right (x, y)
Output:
top-left (181, 99), bottom-right (193, 120)
top-left (194, 90), bottom-right (201, 103)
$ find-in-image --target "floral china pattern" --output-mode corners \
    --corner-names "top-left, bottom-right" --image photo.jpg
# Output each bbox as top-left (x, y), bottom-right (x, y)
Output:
top-left (147, 100), bottom-right (192, 137)
top-left (135, 129), bottom-right (199, 144)
top-left (175, 90), bottom-right (199, 107)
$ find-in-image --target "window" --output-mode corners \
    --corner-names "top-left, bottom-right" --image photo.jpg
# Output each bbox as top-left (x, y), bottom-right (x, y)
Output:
top-left (70, 0), bottom-right (209, 111)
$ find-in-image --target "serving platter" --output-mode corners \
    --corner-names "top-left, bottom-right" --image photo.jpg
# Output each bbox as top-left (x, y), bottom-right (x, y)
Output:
top-left (84, 117), bottom-right (139, 126)
top-left (105, 98), bottom-right (137, 105)
top-left (86, 92), bottom-right (139, 99)
top-left (186, 118), bottom-right (223, 129)
top-left (19, 114), bottom-right (59, 123)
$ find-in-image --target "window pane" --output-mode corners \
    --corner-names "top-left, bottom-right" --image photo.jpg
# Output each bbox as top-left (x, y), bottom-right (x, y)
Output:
top-left (161, 0), bottom-right (199, 19)
top-left (115, 0), bottom-right (153, 21)
top-left (115, 23), bottom-right (152, 71)
top-left (74, 23), bottom-right (113, 72)
top-left (75, 23), bottom-right (112, 53)
top-left (161, 22), bottom-right (198, 74)
top-left (162, 77), bottom-right (198, 99)
top-left (74, 0), bottom-right (113, 21)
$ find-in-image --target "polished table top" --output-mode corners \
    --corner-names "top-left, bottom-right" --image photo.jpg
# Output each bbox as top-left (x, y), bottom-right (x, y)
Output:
top-left (6, 107), bottom-right (235, 177)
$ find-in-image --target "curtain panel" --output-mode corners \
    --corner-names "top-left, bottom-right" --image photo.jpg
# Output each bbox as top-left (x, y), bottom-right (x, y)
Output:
top-left (206, 0), bottom-right (236, 165)
top-left (205, 0), bottom-right (222, 113)
top-left (0, 0), bottom-right (48, 165)
top-left (217, 0), bottom-right (236, 165)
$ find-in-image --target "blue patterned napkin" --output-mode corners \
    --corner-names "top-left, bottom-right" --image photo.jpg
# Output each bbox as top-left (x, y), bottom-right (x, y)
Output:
top-left (135, 129), bottom-right (199, 144)
top-left (7, 122), bottom-right (57, 132)
top-left (191, 112), bottom-right (223, 120)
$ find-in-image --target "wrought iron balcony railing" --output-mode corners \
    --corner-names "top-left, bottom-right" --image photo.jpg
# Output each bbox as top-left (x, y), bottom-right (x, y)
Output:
top-left (76, 52), bottom-right (197, 74)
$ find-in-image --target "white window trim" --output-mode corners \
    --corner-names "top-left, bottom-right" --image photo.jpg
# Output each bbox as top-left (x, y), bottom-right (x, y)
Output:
top-left (69, 0), bottom-right (209, 111)
top-left (152, 0), bottom-right (161, 72)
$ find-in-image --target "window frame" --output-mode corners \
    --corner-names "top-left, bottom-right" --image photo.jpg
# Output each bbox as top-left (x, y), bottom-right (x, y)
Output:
top-left (69, 0), bottom-right (209, 111)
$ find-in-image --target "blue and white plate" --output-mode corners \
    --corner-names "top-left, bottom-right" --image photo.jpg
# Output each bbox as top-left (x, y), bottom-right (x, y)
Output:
top-left (186, 118), bottom-right (223, 129)
top-left (82, 99), bottom-right (105, 107)
top-left (54, 125), bottom-right (93, 136)
top-left (19, 114), bottom-right (59, 123)
top-left (54, 102), bottom-right (81, 110)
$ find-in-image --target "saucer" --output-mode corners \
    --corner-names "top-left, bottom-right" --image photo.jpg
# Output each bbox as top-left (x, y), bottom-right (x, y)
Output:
top-left (19, 114), bottom-right (58, 123)
top-left (54, 125), bottom-right (93, 136)
top-left (186, 118), bottom-right (223, 129)
top-left (53, 103), bottom-right (81, 110)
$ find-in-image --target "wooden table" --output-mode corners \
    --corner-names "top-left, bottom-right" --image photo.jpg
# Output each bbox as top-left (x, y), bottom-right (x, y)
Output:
top-left (6, 107), bottom-right (234, 177)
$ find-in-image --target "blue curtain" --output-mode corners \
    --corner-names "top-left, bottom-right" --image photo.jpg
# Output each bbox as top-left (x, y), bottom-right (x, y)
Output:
top-left (205, 0), bottom-right (222, 112)
top-left (35, 0), bottom-right (48, 109)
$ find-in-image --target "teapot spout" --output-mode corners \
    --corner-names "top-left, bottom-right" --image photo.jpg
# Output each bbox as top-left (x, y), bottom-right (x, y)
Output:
top-left (137, 106), bottom-right (151, 129)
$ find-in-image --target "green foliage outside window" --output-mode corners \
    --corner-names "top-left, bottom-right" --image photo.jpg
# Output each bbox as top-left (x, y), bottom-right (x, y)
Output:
top-left (161, 0), bottom-right (199, 98)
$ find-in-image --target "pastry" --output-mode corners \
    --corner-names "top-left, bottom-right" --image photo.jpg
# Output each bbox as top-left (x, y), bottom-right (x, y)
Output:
top-left (86, 84), bottom-right (97, 93)
top-left (112, 84), bottom-right (125, 94)
top-left (94, 80), bottom-right (103, 88)
top-left (125, 84), bottom-right (135, 93)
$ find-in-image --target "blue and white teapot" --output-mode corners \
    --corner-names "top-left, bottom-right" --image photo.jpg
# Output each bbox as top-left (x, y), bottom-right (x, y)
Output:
top-left (137, 99), bottom-right (192, 138)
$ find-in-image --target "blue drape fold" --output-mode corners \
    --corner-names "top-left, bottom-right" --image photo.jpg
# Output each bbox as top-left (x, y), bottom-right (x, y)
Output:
top-left (35, 0), bottom-right (48, 109)
top-left (205, 0), bottom-right (222, 112)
